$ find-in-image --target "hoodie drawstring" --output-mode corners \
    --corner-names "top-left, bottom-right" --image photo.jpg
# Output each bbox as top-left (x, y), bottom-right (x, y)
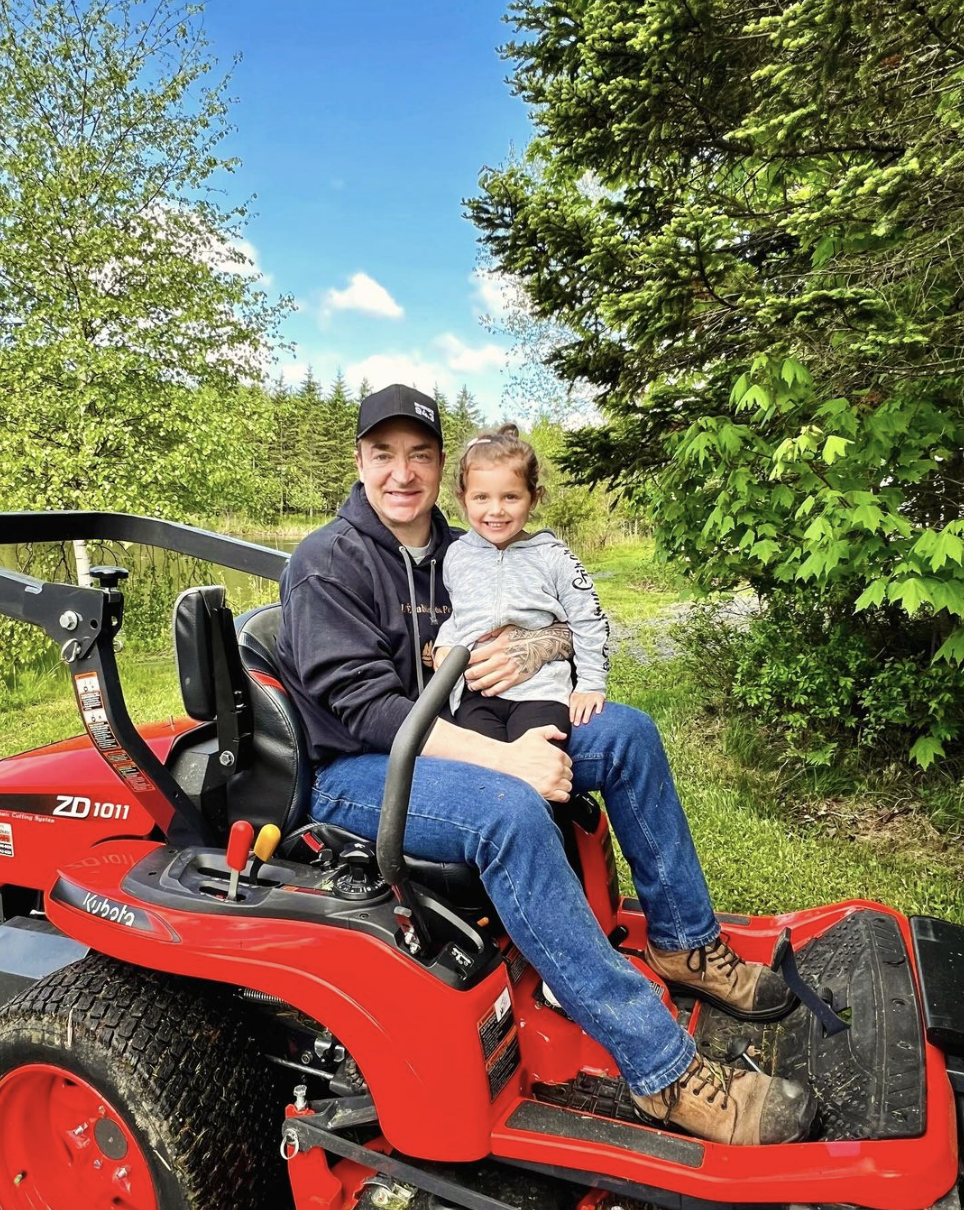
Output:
top-left (429, 559), bottom-right (438, 630)
top-left (399, 545), bottom-right (425, 694)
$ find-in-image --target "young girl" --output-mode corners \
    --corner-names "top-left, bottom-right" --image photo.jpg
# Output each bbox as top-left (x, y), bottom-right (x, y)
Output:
top-left (434, 424), bottom-right (609, 744)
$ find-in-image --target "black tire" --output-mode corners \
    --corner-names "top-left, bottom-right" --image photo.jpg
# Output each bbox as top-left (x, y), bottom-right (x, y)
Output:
top-left (0, 954), bottom-right (291, 1210)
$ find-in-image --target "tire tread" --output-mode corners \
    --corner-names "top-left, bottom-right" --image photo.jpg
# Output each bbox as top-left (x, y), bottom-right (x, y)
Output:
top-left (0, 954), bottom-right (289, 1210)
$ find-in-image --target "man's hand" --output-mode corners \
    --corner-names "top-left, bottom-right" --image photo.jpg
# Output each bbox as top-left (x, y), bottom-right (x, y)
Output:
top-left (432, 646), bottom-right (451, 670)
top-left (505, 726), bottom-right (573, 802)
top-left (465, 623), bottom-right (573, 697)
top-left (422, 718), bottom-right (571, 800)
top-left (570, 691), bottom-right (605, 727)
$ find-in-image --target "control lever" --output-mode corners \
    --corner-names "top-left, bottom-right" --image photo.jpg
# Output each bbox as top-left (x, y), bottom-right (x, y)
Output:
top-left (226, 820), bottom-right (254, 901)
top-left (333, 842), bottom-right (384, 901)
top-left (724, 1035), bottom-right (764, 1074)
top-left (250, 824), bottom-right (281, 883)
top-left (345, 845), bottom-right (372, 890)
top-left (771, 926), bottom-right (849, 1036)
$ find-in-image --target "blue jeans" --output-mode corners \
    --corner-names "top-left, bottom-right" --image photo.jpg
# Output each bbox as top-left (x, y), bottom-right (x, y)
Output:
top-left (310, 702), bottom-right (718, 1095)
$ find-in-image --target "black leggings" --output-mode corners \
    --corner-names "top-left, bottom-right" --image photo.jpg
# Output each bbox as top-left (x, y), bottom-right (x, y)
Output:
top-left (454, 690), bottom-right (570, 748)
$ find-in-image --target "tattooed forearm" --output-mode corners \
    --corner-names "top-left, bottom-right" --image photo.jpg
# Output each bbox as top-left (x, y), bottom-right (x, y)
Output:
top-left (503, 623), bottom-right (573, 675)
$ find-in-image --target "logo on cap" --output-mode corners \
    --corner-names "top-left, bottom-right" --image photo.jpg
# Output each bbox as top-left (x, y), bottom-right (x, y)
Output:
top-left (413, 402), bottom-right (435, 423)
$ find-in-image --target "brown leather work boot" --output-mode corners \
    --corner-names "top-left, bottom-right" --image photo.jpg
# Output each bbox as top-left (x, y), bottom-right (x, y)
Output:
top-left (645, 935), bottom-right (796, 1021)
top-left (633, 1054), bottom-right (816, 1145)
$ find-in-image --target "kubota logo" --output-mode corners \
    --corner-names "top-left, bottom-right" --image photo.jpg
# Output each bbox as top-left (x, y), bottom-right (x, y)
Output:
top-left (82, 893), bottom-right (136, 928)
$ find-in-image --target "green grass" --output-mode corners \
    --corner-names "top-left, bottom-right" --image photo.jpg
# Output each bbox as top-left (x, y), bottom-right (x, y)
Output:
top-left (610, 649), bottom-right (964, 922)
top-left (0, 653), bottom-right (182, 761)
top-left (586, 542), bottom-right (684, 623)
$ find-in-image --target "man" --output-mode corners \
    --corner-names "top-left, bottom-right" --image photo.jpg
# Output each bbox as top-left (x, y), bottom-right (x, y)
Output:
top-left (277, 383), bottom-right (815, 1146)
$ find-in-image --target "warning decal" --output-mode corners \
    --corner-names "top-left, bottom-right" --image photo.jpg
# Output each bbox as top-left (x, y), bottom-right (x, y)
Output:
top-left (504, 944), bottom-right (529, 985)
top-left (477, 987), bottom-right (514, 1062)
top-left (73, 673), bottom-right (155, 794)
top-left (477, 988), bottom-right (520, 1100)
top-left (0, 822), bottom-right (14, 857)
top-left (487, 1033), bottom-right (520, 1101)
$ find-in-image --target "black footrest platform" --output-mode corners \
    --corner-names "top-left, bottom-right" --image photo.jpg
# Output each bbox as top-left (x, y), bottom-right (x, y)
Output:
top-left (515, 1092), bottom-right (705, 1168)
top-left (699, 908), bottom-right (925, 1141)
top-left (911, 915), bottom-right (964, 1054)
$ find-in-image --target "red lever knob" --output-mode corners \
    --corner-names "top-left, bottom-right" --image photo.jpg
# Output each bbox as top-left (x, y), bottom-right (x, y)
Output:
top-left (226, 820), bottom-right (254, 873)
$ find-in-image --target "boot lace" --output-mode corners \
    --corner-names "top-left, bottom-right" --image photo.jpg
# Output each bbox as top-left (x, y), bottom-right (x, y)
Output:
top-left (662, 1055), bottom-right (734, 1115)
top-left (686, 934), bottom-right (743, 982)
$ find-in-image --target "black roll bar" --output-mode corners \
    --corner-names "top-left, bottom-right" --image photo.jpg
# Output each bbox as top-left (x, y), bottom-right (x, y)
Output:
top-left (0, 512), bottom-right (289, 582)
top-left (376, 647), bottom-right (471, 950)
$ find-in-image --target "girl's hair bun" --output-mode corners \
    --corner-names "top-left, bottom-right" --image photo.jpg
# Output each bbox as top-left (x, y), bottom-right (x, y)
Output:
top-left (455, 421), bottom-right (544, 504)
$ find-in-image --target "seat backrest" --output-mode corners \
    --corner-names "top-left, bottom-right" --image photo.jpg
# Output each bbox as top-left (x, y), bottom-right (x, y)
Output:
top-left (232, 603), bottom-right (311, 834)
top-left (172, 589), bottom-right (309, 840)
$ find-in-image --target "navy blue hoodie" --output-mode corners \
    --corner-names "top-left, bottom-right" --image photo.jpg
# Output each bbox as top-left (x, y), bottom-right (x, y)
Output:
top-left (276, 482), bottom-right (460, 764)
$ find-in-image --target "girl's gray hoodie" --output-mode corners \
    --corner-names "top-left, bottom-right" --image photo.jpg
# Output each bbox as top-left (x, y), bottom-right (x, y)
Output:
top-left (434, 528), bottom-right (610, 711)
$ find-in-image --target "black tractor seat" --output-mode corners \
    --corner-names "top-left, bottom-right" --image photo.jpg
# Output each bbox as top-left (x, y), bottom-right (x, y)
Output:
top-left (166, 588), bottom-right (493, 913)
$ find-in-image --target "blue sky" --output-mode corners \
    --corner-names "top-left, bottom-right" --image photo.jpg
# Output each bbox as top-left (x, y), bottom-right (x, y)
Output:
top-left (199, 1), bottom-right (532, 417)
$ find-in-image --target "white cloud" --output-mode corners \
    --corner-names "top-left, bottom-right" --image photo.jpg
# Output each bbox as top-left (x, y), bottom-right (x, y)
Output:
top-left (342, 351), bottom-right (446, 397)
top-left (101, 205), bottom-right (274, 287)
top-left (470, 267), bottom-right (528, 321)
top-left (276, 359), bottom-right (313, 386)
top-left (207, 235), bottom-right (273, 285)
top-left (434, 332), bottom-right (508, 374)
top-left (322, 272), bottom-right (404, 320)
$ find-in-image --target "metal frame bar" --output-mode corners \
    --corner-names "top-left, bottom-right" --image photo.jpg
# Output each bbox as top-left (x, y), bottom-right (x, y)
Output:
top-left (0, 511), bottom-right (289, 581)
top-left (284, 1112), bottom-right (517, 1210)
top-left (376, 647), bottom-right (470, 953)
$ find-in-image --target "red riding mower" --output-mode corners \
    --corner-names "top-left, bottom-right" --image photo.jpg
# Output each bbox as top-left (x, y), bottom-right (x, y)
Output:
top-left (0, 511), bottom-right (962, 1210)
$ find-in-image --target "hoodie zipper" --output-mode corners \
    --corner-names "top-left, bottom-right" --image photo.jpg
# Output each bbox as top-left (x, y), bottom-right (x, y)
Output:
top-left (400, 546), bottom-right (439, 695)
top-left (495, 548), bottom-right (504, 630)
top-left (398, 545), bottom-right (425, 694)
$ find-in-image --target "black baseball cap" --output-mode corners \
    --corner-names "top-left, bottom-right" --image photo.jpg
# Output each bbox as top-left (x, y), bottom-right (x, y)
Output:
top-left (356, 384), bottom-right (444, 446)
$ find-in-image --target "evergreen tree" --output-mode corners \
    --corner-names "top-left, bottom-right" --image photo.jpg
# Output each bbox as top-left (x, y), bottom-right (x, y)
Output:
top-left (290, 369), bottom-right (327, 518)
top-left (450, 386), bottom-right (484, 448)
top-left (324, 371), bottom-right (360, 510)
top-left (471, 0), bottom-right (964, 764)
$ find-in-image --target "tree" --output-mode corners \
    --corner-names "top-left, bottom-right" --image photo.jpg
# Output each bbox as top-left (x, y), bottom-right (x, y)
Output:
top-left (445, 385), bottom-right (483, 448)
top-left (288, 369), bottom-right (326, 518)
top-left (436, 385), bottom-right (483, 516)
top-left (320, 371), bottom-right (361, 511)
top-left (260, 377), bottom-right (300, 518)
top-left (0, 0), bottom-right (290, 518)
top-left (471, 0), bottom-right (964, 764)
top-left (526, 415), bottom-right (628, 554)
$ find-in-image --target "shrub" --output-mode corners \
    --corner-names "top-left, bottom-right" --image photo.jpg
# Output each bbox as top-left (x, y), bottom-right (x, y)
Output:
top-left (674, 591), bottom-right (964, 769)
